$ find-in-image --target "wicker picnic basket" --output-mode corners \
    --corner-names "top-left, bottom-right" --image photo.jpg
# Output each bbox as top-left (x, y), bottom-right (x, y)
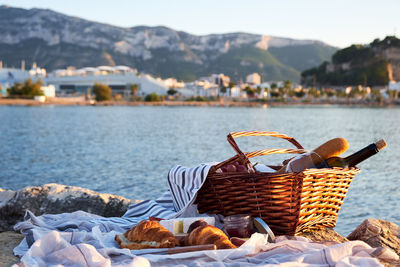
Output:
top-left (195, 131), bottom-right (360, 236)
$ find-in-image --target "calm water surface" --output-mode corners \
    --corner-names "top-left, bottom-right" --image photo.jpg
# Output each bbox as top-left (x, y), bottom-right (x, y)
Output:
top-left (1, 105), bottom-right (399, 235)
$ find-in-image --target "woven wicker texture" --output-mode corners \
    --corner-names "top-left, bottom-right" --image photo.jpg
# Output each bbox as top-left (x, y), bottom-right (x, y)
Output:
top-left (196, 131), bottom-right (360, 236)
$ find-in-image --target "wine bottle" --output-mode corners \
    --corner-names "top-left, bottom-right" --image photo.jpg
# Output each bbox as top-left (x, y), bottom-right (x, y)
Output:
top-left (317, 139), bottom-right (386, 168)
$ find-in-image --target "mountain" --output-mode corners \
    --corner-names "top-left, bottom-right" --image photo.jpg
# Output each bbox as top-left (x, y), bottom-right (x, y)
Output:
top-left (0, 5), bottom-right (337, 82)
top-left (301, 36), bottom-right (400, 86)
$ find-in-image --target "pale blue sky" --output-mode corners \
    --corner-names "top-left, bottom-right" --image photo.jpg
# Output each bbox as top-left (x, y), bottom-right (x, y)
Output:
top-left (1, 0), bottom-right (399, 48)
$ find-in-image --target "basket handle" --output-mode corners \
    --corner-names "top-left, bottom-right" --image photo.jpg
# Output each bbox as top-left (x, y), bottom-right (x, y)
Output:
top-left (245, 148), bottom-right (308, 159)
top-left (227, 131), bottom-right (304, 158)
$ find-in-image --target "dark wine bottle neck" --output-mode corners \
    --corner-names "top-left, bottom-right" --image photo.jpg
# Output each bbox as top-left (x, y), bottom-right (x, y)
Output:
top-left (344, 143), bottom-right (379, 167)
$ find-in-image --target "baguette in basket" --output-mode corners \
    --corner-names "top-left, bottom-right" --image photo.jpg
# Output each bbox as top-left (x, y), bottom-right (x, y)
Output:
top-left (277, 137), bottom-right (349, 173)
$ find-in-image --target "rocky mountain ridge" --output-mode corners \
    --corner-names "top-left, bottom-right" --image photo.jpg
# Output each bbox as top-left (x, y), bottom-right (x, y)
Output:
top-left (0, 5), bottom-right (337, 81)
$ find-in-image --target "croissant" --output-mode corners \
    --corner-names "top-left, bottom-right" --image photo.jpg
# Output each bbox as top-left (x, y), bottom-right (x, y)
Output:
top-left (115, 220), bottom-right (179, 249)
top-left (185, 224), bottom-right (236, 249)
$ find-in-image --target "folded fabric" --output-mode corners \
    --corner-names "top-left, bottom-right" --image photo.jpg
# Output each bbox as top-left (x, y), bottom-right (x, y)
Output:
top-left (14, 231), bottom-right (398, 267)
top-left (141, 235), bottom-right (399, 266)
top-left (17, 229), bottom-right (150, 267)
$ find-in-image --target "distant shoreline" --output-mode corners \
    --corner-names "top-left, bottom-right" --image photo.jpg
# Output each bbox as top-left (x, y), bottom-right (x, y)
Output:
top-left (0, 98), bottom-right (399, 107)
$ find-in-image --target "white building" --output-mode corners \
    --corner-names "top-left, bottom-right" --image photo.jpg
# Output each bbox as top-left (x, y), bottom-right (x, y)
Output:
top-left (46, 66), bottom-right (168, 96)
top-left (389, 81), bottom-right (400, 90)
top-left (246, 73), bottom-right (261, 85)
top-left (160, 78), bottom-right (185, 89)
top-left (41, 84), bottom-right (56, 97)
top-left (200, 74), bottom-right (230, 88)
top-left (258, 82), bottom-right (270, 89)
top-left (29, 63), bottom-right (47, 77)
top-left (230, 86), bottom-right (242, 98)
top-left (184, 80), bottom-right (220, 97)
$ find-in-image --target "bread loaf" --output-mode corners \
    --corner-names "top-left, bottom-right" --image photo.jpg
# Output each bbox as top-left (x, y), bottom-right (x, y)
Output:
top-left (185, 224), bottom-right (236, 249)
top-left (115, 220), bottom-right (179, 249)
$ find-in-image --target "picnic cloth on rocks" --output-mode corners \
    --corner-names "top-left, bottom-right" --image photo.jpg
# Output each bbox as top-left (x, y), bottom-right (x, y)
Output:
top-left (13, 163), bottom-right (399, 266)
top-left (13, 231), bottom-right (398, 267)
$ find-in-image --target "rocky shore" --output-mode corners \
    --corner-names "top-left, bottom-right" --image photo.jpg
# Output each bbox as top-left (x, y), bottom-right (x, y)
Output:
top-left (1, 98), bottom-right (399, 107)
top-left (1, 184), bottom-right (399, 266)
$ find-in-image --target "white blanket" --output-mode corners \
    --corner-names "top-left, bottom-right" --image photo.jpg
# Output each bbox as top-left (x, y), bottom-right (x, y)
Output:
top-left (12, 164), bottom-right (399, 266)
top-left (14, 230), bottom-right (398, 267)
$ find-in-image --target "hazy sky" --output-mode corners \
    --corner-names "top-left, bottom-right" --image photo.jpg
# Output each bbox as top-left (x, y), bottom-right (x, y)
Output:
top-left (2, 0), bottom-right (399, 48)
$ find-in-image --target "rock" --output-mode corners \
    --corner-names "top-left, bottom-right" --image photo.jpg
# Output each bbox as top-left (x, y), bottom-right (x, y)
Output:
top-left (0, 183), bottom-right (141, 232)
top-left (298, 226), bottom-right (400, 266)
top-left (297, 228), bottom-right (349, 245)
top-left (0, 231), bottom-right (24, 266)
top-left (347, 219), bottom-right (400, 256)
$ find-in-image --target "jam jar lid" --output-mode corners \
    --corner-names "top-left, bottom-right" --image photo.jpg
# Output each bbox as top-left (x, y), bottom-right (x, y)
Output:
top-left (254, 217), bottom-right (275, 243)
top-left (224, 214), bottom-right (251, 222)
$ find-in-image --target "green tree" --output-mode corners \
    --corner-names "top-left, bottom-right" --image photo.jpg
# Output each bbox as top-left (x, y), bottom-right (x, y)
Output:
top-left (244, 86), bottom-right (255, 97)
top-left (7, 78), bottom-right (44, 98)
top-left (130, 84), bottom-right (138, 101)
top-left (92, 83), bottom-right (112, 101)
top-left (387, 90), bottom-right (398, 99)
top-left (284, 80), bottom-right (292, 89)
top-left (325, 89), bottom-right (335, 97)
top-left (270, 90), bottom-right (280, 98)
top-left (145, 93), bottom-right (162, 102)
top-left (370, 89), bottom-right (382, 102)
top-left (167, 88), bottom-right (178, 96)
top-left (294, 90), bottom-right (305, 98)
top-left (220, 86), bottom-right (227, 95)
top-left (308, 88), bottom-right (320, 98)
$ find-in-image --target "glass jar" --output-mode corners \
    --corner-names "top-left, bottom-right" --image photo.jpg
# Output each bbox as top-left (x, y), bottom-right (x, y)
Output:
top-left (224, 215), bottom-right (254, 238)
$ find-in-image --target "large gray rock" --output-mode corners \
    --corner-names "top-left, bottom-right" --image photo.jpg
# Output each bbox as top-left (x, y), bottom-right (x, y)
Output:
top-left (298, 226), bottom-right (400, 266)
top-left (297, 228), bottom-right (348, 245)
top-left (347, 219), bottom-right (400, 256)
top-left (0, 183), bottom-right (140, 232)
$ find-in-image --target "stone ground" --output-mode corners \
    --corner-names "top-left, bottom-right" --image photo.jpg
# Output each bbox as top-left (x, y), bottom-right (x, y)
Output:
top-left (0, 231), bottom-right (23, 267)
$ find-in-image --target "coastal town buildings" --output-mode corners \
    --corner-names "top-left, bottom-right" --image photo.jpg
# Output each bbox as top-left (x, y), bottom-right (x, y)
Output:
top-left (2, 62), bottom-right (397, 101)
top-left (0, 65), bottom-right (268, 101)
